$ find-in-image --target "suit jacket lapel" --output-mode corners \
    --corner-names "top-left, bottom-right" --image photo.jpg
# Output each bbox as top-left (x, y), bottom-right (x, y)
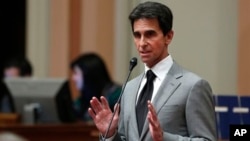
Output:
top-left (153, 63), bottom-right (182, 113)
top-left (140, 62), bottom-right (183, 139)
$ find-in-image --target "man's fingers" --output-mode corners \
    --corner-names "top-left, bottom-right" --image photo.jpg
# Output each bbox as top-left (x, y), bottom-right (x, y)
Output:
top-left (88, 107), bottom-right (96, 120)
top-left (90, 97), bottom-right (103, 113)
top-left (147, 101), bottom-right (159, 129)
top-left (147, 101), bottom-right (157, 120)
top-left (100, 96), bottom-right (110, 109)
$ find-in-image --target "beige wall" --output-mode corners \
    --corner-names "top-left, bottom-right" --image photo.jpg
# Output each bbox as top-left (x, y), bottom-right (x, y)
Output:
top-left (166, 0), bottom-right (238, 95)
top-left (26, 0), bottom-right (50, 77)
top-left (27, 0), bottom-right (248, 95)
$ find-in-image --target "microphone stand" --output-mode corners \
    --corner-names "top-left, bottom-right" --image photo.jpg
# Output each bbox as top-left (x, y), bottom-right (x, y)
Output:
top-left (102, 57), bottom-right (137, 141)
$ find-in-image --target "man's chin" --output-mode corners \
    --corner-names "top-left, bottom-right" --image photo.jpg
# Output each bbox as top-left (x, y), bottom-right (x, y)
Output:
top-left (141, 58), bottom-right (151, 66)
top-left (141, 58), bottom-right (149, 63)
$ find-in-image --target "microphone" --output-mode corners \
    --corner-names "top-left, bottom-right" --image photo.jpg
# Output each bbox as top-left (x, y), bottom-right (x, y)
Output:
top-left (102, 57), bottom-right (137, 140)
top-left (129, 57), bottom-right (137, 71)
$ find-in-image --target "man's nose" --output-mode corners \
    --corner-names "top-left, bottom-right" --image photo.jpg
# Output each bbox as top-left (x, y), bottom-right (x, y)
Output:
top-left (139, 37), bottom-right (147, 47)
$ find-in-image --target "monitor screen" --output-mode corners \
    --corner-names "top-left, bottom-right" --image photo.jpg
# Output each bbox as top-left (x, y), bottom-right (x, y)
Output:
top-left (4, 77), bottom-right (75, 124)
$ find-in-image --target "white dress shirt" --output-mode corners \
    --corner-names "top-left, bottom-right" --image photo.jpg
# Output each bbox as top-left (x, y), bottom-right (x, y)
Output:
top-left (136, 55), bottom-right (173, 103)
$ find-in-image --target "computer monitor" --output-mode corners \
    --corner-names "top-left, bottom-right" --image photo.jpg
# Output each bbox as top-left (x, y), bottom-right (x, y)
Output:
top-left (4, 77), bottom-right (75, 124)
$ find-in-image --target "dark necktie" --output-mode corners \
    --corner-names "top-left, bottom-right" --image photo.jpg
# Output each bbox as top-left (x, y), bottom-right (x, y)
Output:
top-left (136, 70), bottom-right (156, 136)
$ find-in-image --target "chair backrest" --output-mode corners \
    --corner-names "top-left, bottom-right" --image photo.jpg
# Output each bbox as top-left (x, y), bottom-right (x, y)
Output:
top-left (214, 95), bottom-right (250, 140)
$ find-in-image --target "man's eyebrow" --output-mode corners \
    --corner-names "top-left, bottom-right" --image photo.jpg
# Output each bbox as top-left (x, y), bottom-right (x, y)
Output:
top-left (133, 29), bottom-right (155, 33)
top-left (145, 30), bottom-right (156, 33)
top-left (133, 31), bottom-right (140, 35)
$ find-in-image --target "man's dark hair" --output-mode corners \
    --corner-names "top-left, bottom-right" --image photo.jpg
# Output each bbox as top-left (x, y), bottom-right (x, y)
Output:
top-left (4, 57), bottom-right (33, 76)
top-left (128, 1), bottom-right (173, 36)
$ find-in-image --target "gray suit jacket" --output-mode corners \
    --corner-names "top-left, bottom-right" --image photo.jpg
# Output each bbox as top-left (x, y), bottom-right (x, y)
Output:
top-left (112, 62), bottom-right (217, 141)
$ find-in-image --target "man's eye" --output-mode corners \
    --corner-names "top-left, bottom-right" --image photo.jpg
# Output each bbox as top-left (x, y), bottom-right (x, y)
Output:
top-left (133, 33), bottom-right (141, 38)
top-left (145, 31), bottom-right (155, 37)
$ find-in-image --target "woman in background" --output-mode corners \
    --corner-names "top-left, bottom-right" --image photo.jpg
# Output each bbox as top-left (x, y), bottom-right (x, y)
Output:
top-left (70, 53), bottom-right (122, 122)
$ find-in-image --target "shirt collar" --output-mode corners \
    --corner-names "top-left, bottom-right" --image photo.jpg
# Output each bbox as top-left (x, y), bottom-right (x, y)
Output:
top-left (144, 55), bottom-right (173, 81)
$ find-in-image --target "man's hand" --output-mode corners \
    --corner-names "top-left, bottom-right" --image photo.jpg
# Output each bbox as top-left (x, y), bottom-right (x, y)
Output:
top-left (147, 101), bottom-right (163, 141)
top-left (88, 96), bottom-right (120, 138)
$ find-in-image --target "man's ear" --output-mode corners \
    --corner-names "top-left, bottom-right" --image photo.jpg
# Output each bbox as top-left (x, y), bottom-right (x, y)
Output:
top-left (165, 30), bottom-right (174, 45)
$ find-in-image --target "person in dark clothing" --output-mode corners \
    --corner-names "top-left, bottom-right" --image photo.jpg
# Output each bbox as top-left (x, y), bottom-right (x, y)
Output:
top-left (0, 81), bottom-right (14, 113)
top-left (70, 53), bottom-right (122, 122)
top-left (55, 80), bottom-right (77, 123)
top-left (0, 57), bottom-right (33, 113)
top-left (3, 57), bottom-right (32, 78)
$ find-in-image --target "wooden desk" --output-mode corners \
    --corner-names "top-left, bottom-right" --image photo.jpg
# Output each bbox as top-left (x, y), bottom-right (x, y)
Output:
top-left (0, 123), bottom-right (99, 141)
top-left (0, 122), bottom-right (227, 141)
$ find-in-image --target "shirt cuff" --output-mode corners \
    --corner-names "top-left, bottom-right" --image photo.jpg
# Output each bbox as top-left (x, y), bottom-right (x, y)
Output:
top-left (101, 131), bottom-right (117, 141)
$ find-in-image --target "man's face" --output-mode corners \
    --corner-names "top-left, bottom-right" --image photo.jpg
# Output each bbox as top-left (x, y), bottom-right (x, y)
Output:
top-left (133, 18), bottom-right (173, 68)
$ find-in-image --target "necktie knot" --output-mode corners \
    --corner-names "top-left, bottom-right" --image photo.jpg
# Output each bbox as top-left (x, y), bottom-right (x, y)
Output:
top-left (146, 70), bottom-right (156, 82)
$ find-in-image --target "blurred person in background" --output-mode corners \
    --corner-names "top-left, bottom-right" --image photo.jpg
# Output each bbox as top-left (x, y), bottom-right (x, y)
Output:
top-left (0, 57), bottom-right (33, 113)
top-left (3, 57), bottom-right (32, 78)
top-left (70, 53), bottom-right (122, 122)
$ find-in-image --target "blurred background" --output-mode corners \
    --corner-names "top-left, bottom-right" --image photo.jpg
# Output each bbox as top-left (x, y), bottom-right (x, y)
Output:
top-left (0, 0), bottom-right (249, 96)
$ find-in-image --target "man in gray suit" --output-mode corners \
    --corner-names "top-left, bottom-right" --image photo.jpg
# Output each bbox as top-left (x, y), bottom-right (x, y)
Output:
top-left (88, 1), bottom-right (217, 141)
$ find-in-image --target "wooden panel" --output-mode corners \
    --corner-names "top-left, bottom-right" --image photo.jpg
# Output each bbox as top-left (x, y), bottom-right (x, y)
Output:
top-left (81, 0), bottom-right (115, 80)
top-left (0, 122), bottom-right (231, 141)
top-left (49, 0), bottom-right (70, 77)
top-left (0, 113), bottom-right (20, 125)
top-left (96, 0), bottom-right (115, 79)
top-left (238, 1), bottom-right (250, 95)
top-left (69, 0), bottom-right (81, 64)
top-left (0, 123), bottom-right (99, 141)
